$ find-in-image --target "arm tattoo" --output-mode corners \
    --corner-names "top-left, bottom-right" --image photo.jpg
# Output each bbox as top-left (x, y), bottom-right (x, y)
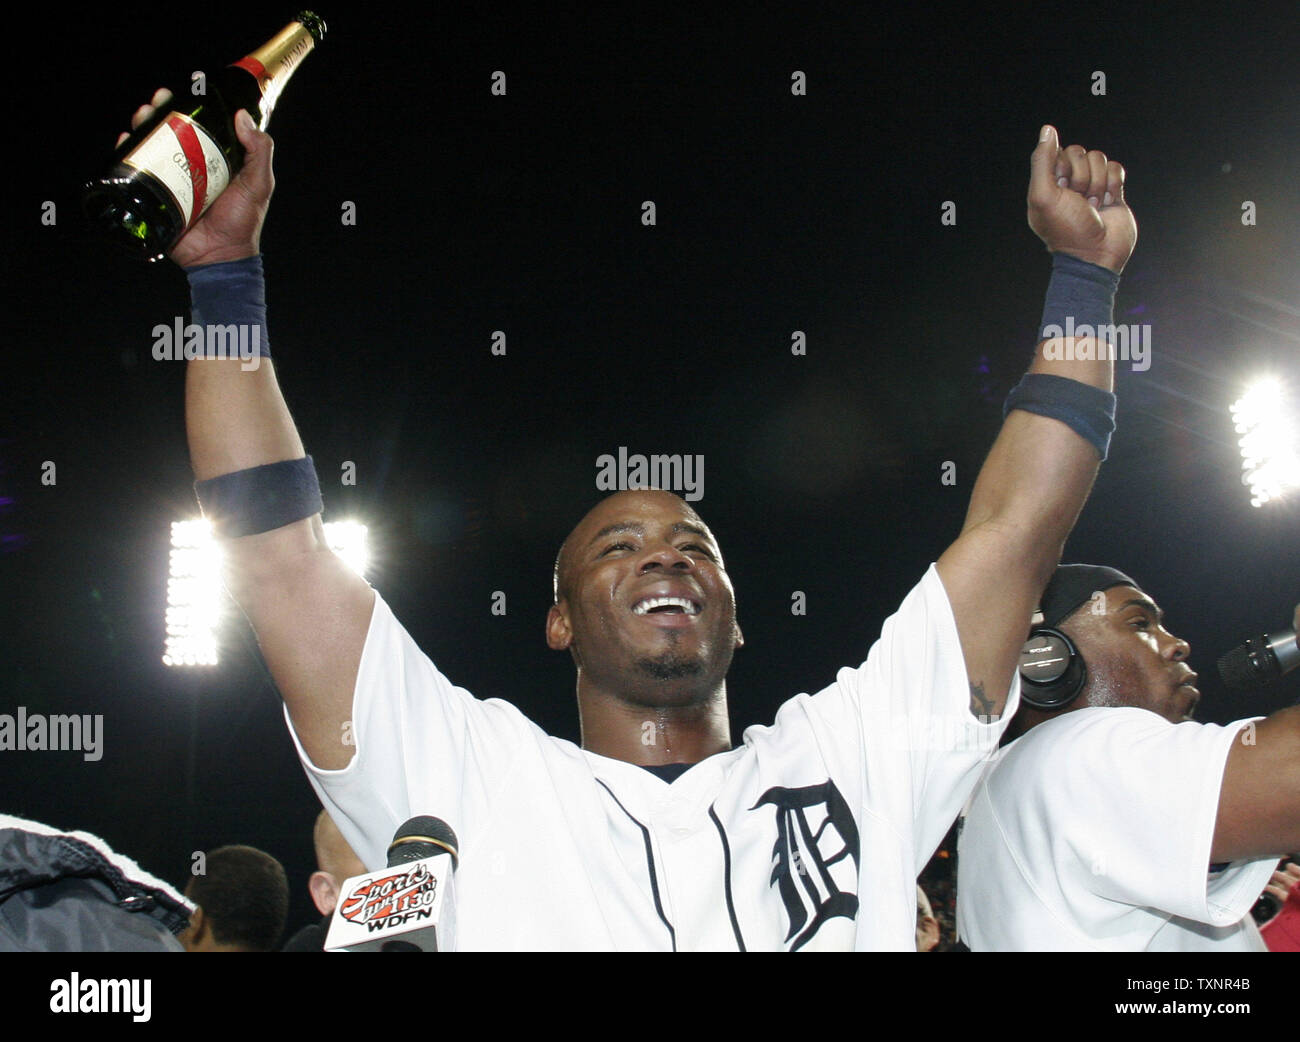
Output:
top-left (969, 681), bottom-right (1000, 722)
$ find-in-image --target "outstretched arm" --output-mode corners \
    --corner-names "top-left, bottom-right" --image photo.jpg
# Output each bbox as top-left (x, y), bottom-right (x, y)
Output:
top-left (129, 89), bottom-right (376, 769)
top-left (936, 126), bottom-right (1137, 720)
top-left (1214, 604), bottom-right (1300, 861)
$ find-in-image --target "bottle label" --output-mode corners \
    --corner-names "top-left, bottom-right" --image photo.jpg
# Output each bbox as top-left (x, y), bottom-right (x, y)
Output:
top-left (122, 112), bottom-right (231, 229)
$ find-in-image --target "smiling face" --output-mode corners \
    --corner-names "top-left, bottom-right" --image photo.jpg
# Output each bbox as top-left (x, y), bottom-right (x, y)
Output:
top-left (1060, 585), bottom-right (1200, 723)
top-left (547, 490), bottom-right (744, 709)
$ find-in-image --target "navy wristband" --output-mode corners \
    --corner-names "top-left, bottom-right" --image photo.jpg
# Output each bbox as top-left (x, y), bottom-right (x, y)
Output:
top-left (195, 456), bottom-right (323, 538)
top-left (1003, 373), bottom-right (1117, 461)
top-left (184, 254), bottom-right (271, 359)
top-left (1038, 253), bottom-right (1120, 343)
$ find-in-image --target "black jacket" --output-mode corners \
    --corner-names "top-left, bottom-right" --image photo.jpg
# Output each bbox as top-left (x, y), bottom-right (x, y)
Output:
top-left (0, 814), bottom-right (192, 952)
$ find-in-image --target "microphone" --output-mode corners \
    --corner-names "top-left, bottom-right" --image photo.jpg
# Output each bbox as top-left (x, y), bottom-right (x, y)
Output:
top-left (1217, 629), bottom-right (1300, 692)
top-left (324, 816), bottom-right (459, 952)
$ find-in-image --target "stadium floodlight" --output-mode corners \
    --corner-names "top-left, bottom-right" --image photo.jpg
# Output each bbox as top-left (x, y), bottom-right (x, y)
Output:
top-left (1231, 377), bottom-right (1300, 508)
top-left (163, 520), bottom-right (222, 667)
top-left (164, 518), bottom-right (369, 667)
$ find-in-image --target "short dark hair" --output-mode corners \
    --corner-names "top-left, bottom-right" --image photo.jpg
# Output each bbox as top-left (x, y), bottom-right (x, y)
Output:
top-left (187, 845), bottom-right (289, 951)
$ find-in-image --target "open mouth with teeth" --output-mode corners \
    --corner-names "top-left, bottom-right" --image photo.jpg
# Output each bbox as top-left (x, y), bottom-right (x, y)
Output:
top-left (632, 596), bottom-right (701, 616)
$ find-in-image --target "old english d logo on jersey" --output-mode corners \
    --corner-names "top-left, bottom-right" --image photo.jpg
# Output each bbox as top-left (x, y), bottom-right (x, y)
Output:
top-left (753, 781), bottom-right (860, 950)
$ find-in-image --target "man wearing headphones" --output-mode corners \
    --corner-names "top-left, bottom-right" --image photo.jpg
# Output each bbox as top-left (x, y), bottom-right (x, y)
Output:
top-left (956, 564), bottom-right (1298, 950)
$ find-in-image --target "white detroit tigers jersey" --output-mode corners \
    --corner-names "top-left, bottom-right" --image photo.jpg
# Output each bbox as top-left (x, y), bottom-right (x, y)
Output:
top-left (957, 707), bottom-right (1276, 951)
top-left (288, 564), bottom-right (1014, 950)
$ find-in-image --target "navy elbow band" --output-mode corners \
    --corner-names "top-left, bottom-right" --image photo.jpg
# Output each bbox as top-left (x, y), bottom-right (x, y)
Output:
top-left (1004, 373), bottom-right (1116, 461)
top-left (194, 456), bottom-right (323, 538)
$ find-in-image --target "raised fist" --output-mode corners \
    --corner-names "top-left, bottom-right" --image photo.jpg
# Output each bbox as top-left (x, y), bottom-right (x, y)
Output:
top-left (1028, 126), bottom-right (1136, 274)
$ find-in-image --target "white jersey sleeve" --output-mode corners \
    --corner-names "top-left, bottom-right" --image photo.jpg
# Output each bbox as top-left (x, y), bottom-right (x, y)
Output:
top-left (959, 707), bottom-right (1278, 951)
top-left (771, 563), bottom-right (1015, 875)
top-left (284, 592), bottom-right (540, 870)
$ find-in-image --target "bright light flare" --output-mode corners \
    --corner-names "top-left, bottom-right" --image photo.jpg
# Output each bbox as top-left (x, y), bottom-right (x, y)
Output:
top-left (163, 520), bottom-right (222, 667)
top-left (325, 520), bottom-right (369, 578)
top-left (163, 518), bottom-right (369, 667)
top-left (1231, 377), bottom-right (1300, 508)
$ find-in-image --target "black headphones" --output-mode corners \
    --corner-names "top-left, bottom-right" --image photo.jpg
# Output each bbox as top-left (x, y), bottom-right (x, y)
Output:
top-left (1018, 614), bottom-right (1087, 711)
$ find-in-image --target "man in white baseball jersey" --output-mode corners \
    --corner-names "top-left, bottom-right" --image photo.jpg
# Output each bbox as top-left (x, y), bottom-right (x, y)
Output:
top-left (957, 565), bottom-right (1299, 951)
top-left (139, 77), bottom-right (1138, 948)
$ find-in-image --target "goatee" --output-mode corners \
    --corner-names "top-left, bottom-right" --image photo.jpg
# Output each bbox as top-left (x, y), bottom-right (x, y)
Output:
top-left (633, 652), bottom-right (705, 681)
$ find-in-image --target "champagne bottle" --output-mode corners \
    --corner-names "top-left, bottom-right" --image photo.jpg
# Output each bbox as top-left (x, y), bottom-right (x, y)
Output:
top-left (83, 12), bottom-right (326, 261)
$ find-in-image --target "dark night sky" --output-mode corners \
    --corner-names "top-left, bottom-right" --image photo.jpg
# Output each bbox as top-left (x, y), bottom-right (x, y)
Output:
top-left (4, 3), bottom-right (1299, 938)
